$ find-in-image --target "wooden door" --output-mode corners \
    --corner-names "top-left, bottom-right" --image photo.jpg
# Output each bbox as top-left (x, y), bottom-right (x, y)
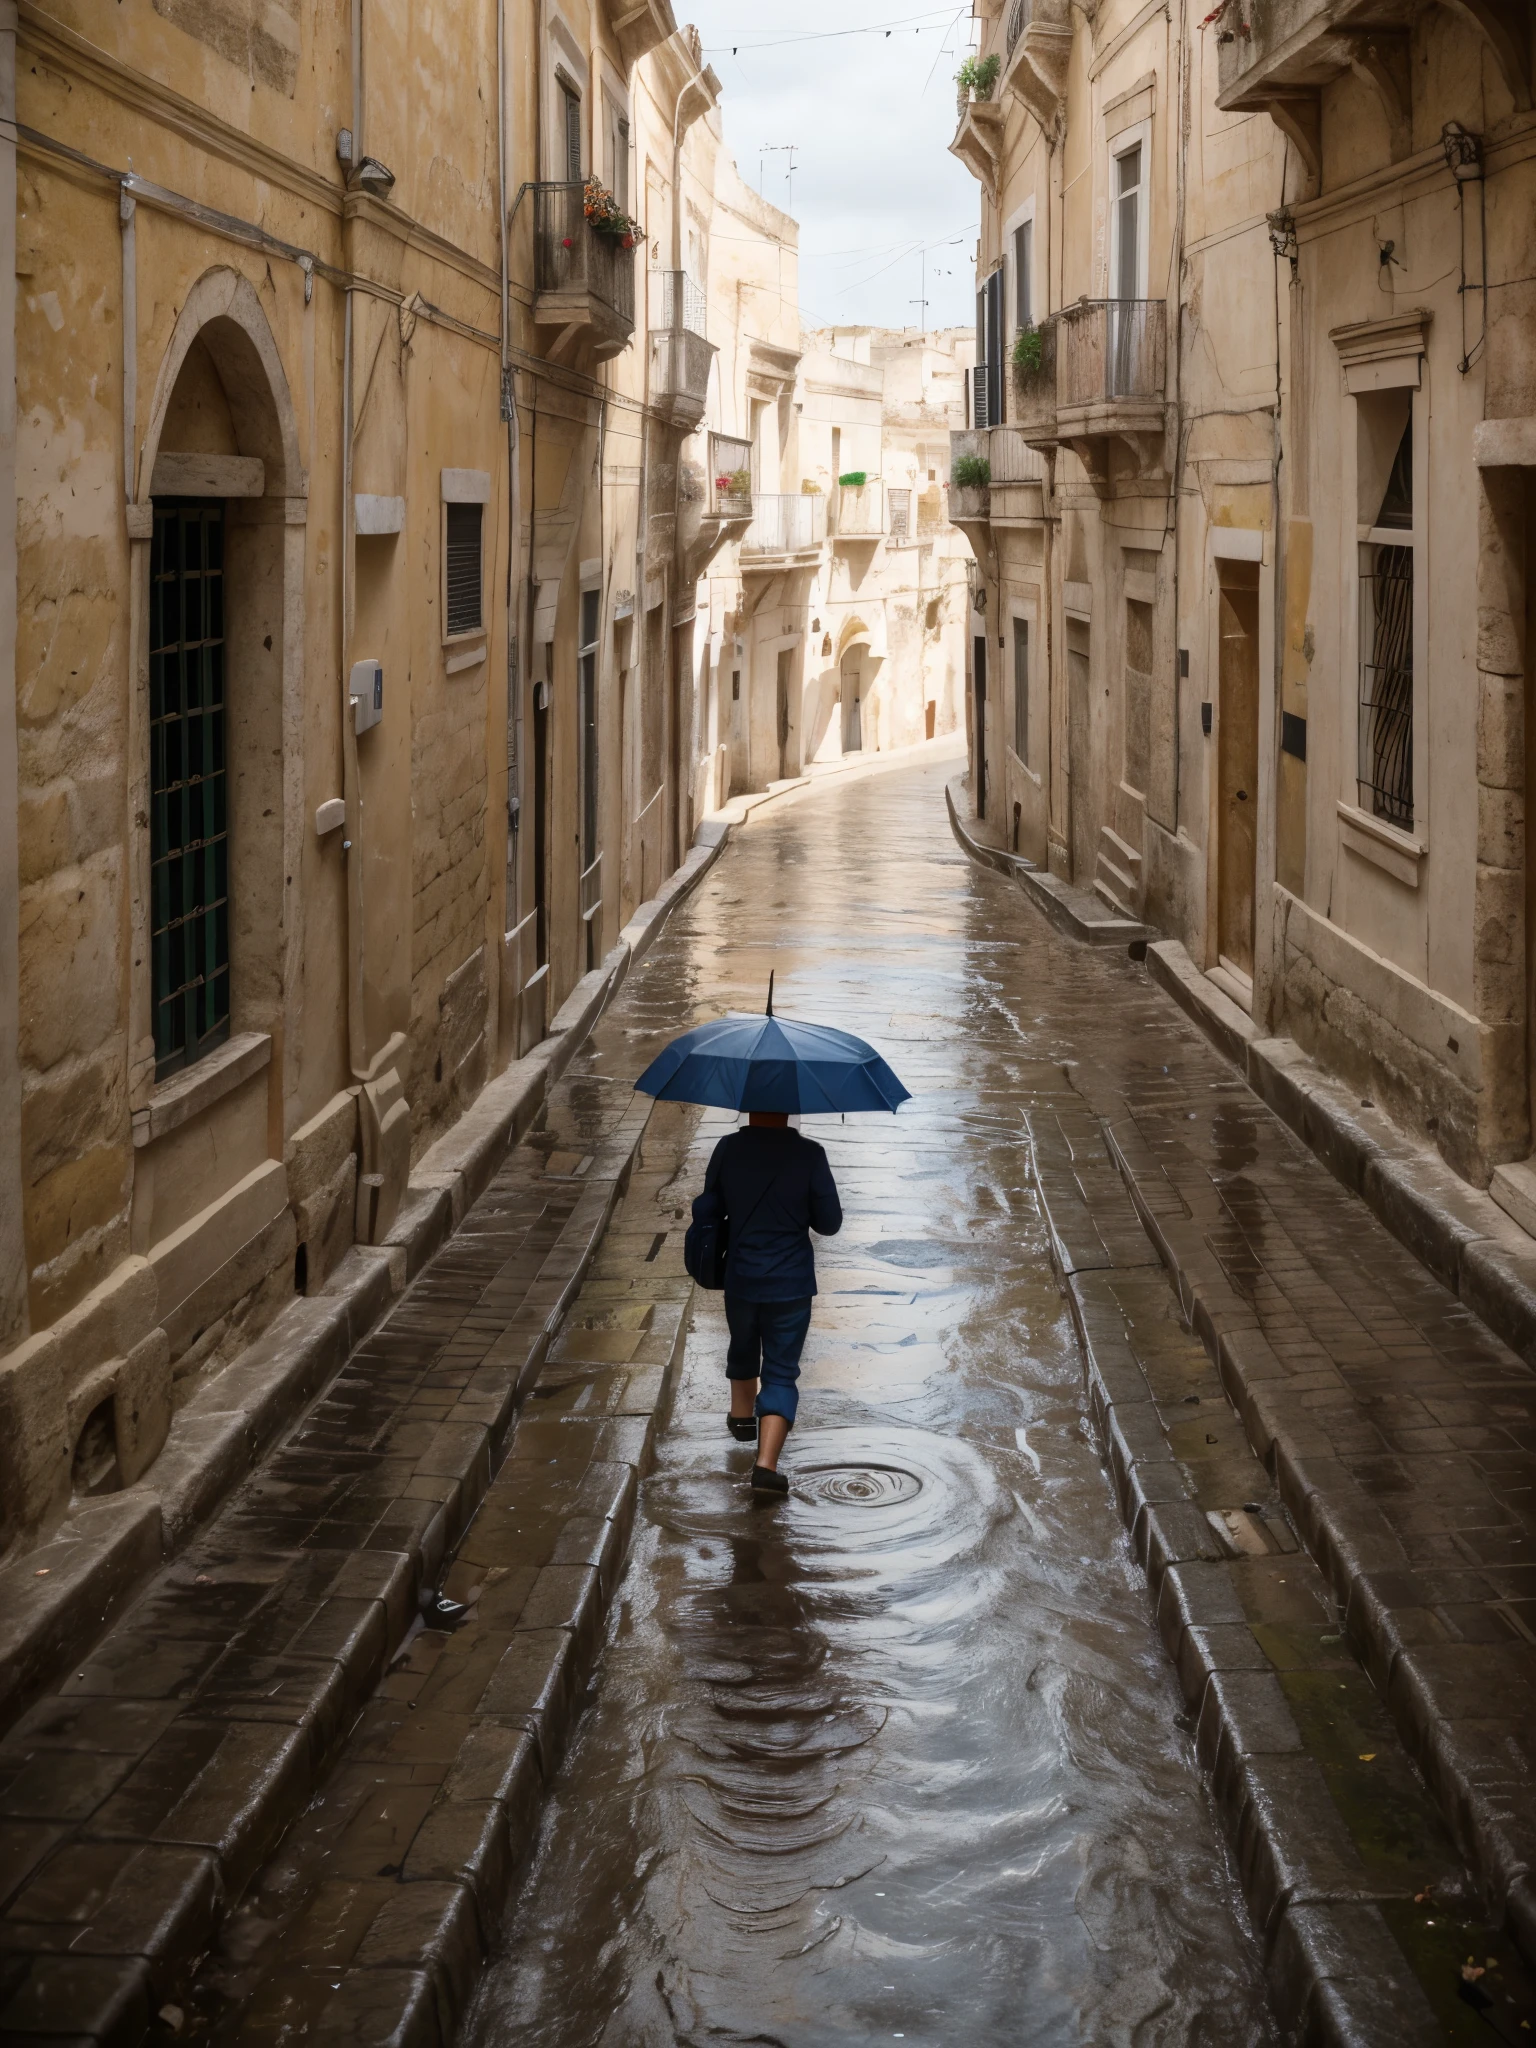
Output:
top-left (1217, 562), bottom-right (1260, 979)
top-left (972, 633), bottom-right (988, 818)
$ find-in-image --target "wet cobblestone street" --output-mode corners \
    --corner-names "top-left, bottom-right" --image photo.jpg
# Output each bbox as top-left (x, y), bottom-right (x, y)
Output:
top-left (466, 760), bottom-right (1279, 2045)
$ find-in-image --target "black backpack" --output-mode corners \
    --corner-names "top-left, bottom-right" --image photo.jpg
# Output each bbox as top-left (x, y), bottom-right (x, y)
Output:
top-left (683, 1165), bottom-right (780, 1291)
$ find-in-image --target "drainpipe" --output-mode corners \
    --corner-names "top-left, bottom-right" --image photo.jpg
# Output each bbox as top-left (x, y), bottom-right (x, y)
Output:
top-left (498, 0), bottom-right (522, 943)
top-left (342, 0), bottom-right (367, 1080)
top-left (0, 0), bottom-right (21, 1344)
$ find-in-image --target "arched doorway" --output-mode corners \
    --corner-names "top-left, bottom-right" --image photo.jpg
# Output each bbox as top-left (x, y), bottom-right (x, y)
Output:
top-left (840, 645), bottom-right (864, 754)
top-left (136, 274), bottom-right (303, 1086)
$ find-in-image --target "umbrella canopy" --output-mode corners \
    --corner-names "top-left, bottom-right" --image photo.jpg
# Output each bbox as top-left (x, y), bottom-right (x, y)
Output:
top-left (634, 1009), bottom-right (910, 1114)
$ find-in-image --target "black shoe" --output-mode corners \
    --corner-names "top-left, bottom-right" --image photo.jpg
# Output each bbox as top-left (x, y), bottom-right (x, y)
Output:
top-left (751, 1464), bottom-right (789, 1495)
top-left (728, 1414), bottom-right (758, 1442)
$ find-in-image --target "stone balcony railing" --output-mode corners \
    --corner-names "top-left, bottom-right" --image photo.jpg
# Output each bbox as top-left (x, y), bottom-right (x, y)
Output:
top-left (832, 482), bottom-right (884, 539)
top-left (741, 492), bottom-right (825, 562)
top-left (1012, 316), bottom-right (1058, 445)
top-left (948, 428), bottom-right (991, 527)
top-left (532, 183), bottom-right (636, 360)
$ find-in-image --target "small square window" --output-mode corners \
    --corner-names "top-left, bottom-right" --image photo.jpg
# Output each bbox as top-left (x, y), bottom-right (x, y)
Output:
top-left (445, 503), bottom-right (483, 637)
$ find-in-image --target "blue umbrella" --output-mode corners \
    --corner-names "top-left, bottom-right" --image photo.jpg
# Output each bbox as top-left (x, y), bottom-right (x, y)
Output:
top-left (634, 976), bottom-right (910, 1114)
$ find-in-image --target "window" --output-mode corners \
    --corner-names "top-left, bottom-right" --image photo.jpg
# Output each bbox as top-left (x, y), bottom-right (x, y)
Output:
top-left (1358, 414), bottom-right (1414, 828)
top-left (149, 500), bottom-right (231, 1078)
top-left (445, 503), bottom-right (483, 636)
top-left (1013, 220), bottom-right (1033, 332)
top-left (578, 587), bottom-right (600, 871)
top-left (889, 488), bottom-right (911, 542)
top-left (562, 83), bottom-right (582, 183)
top-left (1112, 142), bottom-right (1144, 299)
top-left (974, 270), bottom-right (1005, 427)
top-left (1013, 617), bottom-right (1029, 766)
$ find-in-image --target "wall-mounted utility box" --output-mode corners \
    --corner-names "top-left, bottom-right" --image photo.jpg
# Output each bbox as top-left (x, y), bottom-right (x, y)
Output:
top-left (350, 659), bottom-right (383, 733)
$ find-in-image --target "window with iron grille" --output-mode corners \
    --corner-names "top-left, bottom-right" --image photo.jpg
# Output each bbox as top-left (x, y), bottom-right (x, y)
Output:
top-left (1013, 616), bottom-right (1029, 766)
top-left (445, 502), bottom-right (483, 636)
top-left (149, 500), bottom-right (231, 1078)
top-left (888, 488), bottom-right (911, 542)
top-left (1357, 416), bottom-right (1413, 829)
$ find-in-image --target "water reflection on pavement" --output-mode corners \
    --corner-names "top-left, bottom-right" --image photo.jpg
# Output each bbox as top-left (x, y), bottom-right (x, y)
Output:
top-left (465, 761), bottom-right (1276, 2046)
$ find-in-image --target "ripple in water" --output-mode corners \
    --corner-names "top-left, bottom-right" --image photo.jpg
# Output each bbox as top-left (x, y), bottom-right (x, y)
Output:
top-left (794, 1461), bottom-right (923, 1507)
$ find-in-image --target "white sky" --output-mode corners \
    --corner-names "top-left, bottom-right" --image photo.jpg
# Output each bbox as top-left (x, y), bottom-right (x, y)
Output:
top-left (687, 1), bottom-right (982, 333)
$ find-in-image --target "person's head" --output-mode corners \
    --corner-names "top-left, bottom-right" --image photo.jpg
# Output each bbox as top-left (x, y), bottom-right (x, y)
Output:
top-left (748, 1110), bottom-right (790, 1128)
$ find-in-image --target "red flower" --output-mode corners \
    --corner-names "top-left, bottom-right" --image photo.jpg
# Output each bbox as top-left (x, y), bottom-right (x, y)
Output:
top-left (562, 236), bottom-right (573, 249)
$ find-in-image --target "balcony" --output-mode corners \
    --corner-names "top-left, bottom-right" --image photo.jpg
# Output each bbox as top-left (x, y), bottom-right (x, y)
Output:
top-left (1213, 0), bottom-right (1526, 197)
top-left (832, 481), bottom-right (884, 541)
top-left (708, 435), bottom-right (753, 520)
top-left (949, 93), bottom-right (1005, 197)
top-left (1012, 317), bottom-right (1057, 445)
top-left (948, 428), bottom-right (991, 535)
top-left (741, 493), bottom-right (825, 567)
top-left (676, 431), bottom-right (752, 583)
top-left (649, 271), bottom-right (715, 429)
top-left (1055, 298), bottom-right (1167, 486)
top-left (989, 427), bottom-right (1046, 525)
top-left (1000, 0), bottom-right (1072, 142)
top-left (532, 183), bottom-right (636, 361)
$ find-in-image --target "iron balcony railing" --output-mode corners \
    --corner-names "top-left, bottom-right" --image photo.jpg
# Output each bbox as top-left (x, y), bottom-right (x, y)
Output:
top-left (1006, 0), bottom-right (1033, 52)
top-left (1011, 317), bottom-right (1057, 436)
top-left (833, 481), bottom-right (884, 537)
top-left (989, 427), bottom-right (1045, 484)
top-left (532, 182), bottom-right (636, 330)
top-left (650, 268), bottom-right (707, 337)
top-left (1058, 297), bottom-right (1166, 407)
top-left (743, 493), bottom-right (825, 556)
top-left (709, 434), bottom-right (753, 518)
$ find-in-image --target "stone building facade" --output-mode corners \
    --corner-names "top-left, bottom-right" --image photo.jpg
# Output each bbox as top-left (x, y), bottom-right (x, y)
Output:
top-left (949, 0), bottom-right (1536, 1199)
top-left (0, 0), bottom-right (784, 1558)
top-left (701, 323), bottom-right (974, 794)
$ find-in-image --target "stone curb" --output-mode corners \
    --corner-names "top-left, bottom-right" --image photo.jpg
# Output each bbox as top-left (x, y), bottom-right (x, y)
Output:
top-left (1096, 1109), bottom-right (1536, 1974)
top-left (0, 1102), bottom-right (660, 2048)
top-left (0, 793), bottom-right (743, 1740)
top-left (1145, 938), bottom-right (1536, 1370)
top-left (943, 775), bottom-right (1153, 946)
top-left (1026, 1118), bottom-right (1452, 2045)
top-left (947, 822), bottom-right (1536, 1967)
top-left (275, 1284), bottom-right (694, 2048)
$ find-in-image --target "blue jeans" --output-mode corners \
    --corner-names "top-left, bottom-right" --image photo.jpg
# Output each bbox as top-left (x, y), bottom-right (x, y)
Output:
top-left (724, 1294), bottom-right (813, 1428)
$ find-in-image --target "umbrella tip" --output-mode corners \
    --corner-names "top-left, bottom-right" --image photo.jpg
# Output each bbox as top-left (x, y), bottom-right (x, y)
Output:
top-left (766, 970), bottom-right (774, 1018)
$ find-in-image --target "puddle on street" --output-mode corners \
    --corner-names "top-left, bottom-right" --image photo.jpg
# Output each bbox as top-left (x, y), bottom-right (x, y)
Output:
top-left (465, 763), bottom-right (1276, 2046)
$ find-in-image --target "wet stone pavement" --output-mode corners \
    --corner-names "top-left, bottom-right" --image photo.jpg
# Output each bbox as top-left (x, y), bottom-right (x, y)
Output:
top-left (466, 762), bottom-right (1283, 2046)
top-left (8, 755), bottom-right (1536, 2047)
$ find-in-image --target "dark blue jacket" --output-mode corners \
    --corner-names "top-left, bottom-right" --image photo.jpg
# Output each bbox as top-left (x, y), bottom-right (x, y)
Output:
top-left (700, 1127), bottom-right (842, 1302)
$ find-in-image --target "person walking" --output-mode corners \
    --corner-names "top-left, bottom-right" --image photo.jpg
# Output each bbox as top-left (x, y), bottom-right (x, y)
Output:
top-left (697, 1109), bottom-right (842, 1495)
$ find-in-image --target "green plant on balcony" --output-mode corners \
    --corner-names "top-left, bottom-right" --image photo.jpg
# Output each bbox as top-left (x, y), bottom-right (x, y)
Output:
top-left (582, 177), bottom-right (638, 247)
top-left (955, 54), bottom-right (1001, 101)
top-left (801, 478), bottom-right (824, 495)
top-left (837, 471), bottom-right (868, 487)
top-left (952, 454), bottom-right (991, 489)
top-left (1012, 326), bottom-right (1044, 374)
top-left (716, 467), bottom-right (752, 499)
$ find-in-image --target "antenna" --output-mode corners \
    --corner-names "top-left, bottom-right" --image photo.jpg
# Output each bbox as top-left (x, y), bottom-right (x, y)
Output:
top-left (759, 144), bottom-right (798, 213)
